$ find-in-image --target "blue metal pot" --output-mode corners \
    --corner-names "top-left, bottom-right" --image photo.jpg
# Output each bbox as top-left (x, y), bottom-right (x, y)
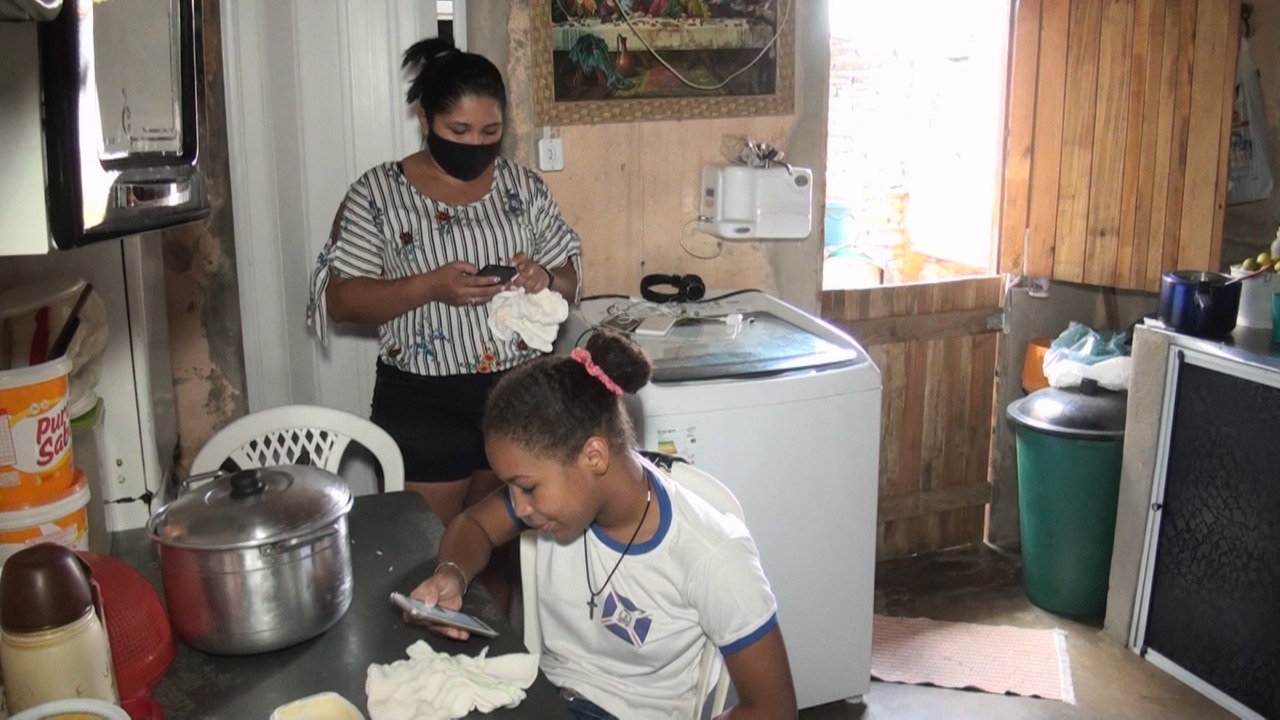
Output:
top-left (1158, 271), bottom-right (1240, 338)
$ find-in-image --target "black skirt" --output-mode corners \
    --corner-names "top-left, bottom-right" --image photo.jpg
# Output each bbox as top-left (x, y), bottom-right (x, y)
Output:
top-left (370, 361), bottom-right (505, 483)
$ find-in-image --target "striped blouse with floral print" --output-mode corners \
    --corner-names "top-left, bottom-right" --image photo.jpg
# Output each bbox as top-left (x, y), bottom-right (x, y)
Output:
top-left (308, 157), bottom-right (582, 376)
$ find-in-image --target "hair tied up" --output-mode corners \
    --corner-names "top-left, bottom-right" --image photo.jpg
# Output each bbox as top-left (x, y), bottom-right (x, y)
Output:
top-left (571, 348), bottom-right (624, 397)
top-left (400, 37), bottom-right (507, 119)
top-left (402, 37), bottom-right (458, 72)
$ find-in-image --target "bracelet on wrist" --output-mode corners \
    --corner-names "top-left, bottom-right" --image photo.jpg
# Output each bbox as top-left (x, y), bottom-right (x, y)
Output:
top-left (434, 560), bottom-right (469, 595)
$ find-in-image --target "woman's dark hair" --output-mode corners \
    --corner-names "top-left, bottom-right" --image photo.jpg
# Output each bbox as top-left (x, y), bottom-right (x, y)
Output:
top-left (402, 37), bottom-right (508, 122)
top-left (483, 330), bottom-right (653, 463)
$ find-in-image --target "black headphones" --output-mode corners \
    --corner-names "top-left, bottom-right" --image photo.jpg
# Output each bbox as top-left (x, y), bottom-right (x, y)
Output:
top-left (640, 273), bottom-right (706, 303)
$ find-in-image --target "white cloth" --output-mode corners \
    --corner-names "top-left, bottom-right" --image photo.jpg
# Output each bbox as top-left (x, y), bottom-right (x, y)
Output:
top-left (365, 641), bottom-right (539, 720)
top-left (485, 288), bottom-right (569, 353)
top-left (509, 456), bottom-right (778, 720)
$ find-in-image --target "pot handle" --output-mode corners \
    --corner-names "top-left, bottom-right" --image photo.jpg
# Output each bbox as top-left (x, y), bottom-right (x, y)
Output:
top-left (1192, 282), bottom-right (1214, 334)
top-left (180, 469), bottom-right (228, 495)
top-left (1193, 282), bottom-right (1212, 309)
top-left (260, 523), bottom-right (342, 556)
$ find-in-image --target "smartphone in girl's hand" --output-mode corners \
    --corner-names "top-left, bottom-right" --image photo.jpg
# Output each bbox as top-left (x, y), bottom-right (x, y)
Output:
top-left (390, 592), bottom-right (499, 638)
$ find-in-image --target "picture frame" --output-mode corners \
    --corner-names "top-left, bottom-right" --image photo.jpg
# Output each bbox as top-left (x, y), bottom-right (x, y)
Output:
top-left (532, 0), bottom-right (796, 125)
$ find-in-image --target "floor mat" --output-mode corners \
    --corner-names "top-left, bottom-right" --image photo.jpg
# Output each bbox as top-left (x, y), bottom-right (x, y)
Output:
top-left (871, 615), bottom-right (1075, 704)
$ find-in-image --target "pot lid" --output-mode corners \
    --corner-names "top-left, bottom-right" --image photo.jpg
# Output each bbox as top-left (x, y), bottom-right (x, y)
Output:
top-left (147, 466), bottom-right (353, 550)
top-left (1006, 379), bottom-right (1128, 440)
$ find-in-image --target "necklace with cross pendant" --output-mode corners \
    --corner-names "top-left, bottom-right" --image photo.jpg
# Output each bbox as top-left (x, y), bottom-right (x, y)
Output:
top-left (583, 478), bottom-right (652, 621)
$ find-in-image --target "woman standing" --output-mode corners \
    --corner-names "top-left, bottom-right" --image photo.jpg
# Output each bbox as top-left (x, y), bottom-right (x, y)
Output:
top-left (309, 37), bottom-right (582, 606)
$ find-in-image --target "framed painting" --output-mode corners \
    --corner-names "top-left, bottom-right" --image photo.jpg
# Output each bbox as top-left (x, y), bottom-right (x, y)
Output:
top-left (532, 0), bottom-right (796, 125)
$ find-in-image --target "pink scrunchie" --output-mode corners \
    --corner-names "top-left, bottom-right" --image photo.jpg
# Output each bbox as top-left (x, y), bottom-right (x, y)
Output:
top-left (571, 347), bottom-right (624, 397)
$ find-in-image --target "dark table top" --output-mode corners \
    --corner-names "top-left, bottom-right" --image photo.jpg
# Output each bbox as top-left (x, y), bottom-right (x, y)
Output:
top-left (112, 491), bottom-right (570, 719)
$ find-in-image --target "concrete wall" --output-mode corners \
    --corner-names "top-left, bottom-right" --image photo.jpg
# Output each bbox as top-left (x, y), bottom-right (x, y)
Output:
top-left (987, 282), bottom-right (1159, 552)
top-left (1103, 325), bottom-right (1172, 643)
top-left (160, 0), bottom-right (247, 474)
top-left (1221, 0), bottom-right (1280, 266)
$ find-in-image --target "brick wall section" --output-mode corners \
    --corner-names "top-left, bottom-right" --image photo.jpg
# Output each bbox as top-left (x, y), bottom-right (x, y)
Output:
top-left (826, 37), bottom-right (987, 286)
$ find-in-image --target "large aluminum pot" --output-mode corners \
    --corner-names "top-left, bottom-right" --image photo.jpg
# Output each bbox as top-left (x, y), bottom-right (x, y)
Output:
top-left (146, 466), bottom-right (354, 655)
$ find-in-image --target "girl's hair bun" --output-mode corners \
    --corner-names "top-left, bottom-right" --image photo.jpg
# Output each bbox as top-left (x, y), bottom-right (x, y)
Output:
top-left (584, 329), bottom-right (652, 395)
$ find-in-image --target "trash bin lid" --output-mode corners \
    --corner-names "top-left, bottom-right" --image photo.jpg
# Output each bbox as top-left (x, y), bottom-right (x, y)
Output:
top-left (1006, 380), bottom-right (1127, 440)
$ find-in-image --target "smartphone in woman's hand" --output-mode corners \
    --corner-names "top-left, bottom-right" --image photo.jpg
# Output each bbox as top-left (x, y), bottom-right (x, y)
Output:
top-left (476, 264), bottom-right (517, 284)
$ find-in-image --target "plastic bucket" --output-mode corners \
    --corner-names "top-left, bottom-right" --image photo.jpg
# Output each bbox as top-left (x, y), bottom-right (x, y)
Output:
top-left (0, 357), bottom-right (75, 511)
top-left (1230, 265), bottom-right (1277, 329)
top-left (1021, 337), bottom-right (1052, 394)
top-left (0, 474), bottom-right (90, 568)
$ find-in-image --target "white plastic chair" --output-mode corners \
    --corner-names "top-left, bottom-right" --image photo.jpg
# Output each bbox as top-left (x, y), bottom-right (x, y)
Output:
top-left (520, 455), bottom-right (734, 717)
top-left (190, 404), bottom-right (404, 493)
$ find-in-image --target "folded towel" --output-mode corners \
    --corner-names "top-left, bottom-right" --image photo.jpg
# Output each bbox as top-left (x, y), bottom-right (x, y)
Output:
top-left (486, 288), bottom-right (570, 353)
top-left (366, 641), bottom-right (539, 720)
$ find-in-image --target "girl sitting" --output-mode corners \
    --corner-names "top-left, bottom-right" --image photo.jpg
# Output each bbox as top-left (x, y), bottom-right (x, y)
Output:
top-left (409, 329), bottom-right (797, 719)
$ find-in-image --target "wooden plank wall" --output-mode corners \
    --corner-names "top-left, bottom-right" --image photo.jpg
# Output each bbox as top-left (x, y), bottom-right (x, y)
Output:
top-left (822, 277), bottom-right (1004, 560)
top-left (1000, 0), bottom-right (1241, 291)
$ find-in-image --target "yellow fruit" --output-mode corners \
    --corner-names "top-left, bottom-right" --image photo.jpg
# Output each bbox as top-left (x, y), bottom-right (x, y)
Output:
top-left (1257, 252), bottom-right (1273, 266)
top-left (1272, 260), bottom-right (1280, 273)
top-left (1242, 258), bottom-right (1259, 271)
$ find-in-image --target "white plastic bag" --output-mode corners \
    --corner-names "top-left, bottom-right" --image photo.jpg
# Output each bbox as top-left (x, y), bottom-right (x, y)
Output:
top-left (1043, 356), bottom-right (1131, 392)
top-left (1042, 323), bottom-right (1132, 392)
top-left (1227, 38), bottom-right (1273, 206)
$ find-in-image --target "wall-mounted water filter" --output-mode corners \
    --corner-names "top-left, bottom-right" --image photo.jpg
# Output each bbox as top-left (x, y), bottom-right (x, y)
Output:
top-left (698, 164), bottom-right (813, 240)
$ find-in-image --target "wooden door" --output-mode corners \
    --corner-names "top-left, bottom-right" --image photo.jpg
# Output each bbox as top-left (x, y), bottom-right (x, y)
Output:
top-left (1000, 0), bottom-right (1241, 290)
top-left (822, 277), bottom-right (1004, 560)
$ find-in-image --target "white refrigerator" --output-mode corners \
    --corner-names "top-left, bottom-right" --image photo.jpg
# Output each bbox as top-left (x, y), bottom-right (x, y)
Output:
top-left (560, 291), bottom-right (882, 709)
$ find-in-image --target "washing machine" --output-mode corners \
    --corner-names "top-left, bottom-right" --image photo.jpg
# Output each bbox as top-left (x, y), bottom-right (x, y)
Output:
top-left (557, 291), bottom-right (882, 709)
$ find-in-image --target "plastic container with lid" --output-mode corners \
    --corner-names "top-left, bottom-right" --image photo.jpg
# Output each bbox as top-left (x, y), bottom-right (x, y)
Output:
top-left (0, 544), bottom-right (118, 714)
top-left (270, 692), bottom-right (364, 720)
top-left (1006, 380), bottom-right (1127, 618)
top-left (0, 474), bottom-right (91, 568)
top-left (0, 356), bottom-right (76, 512)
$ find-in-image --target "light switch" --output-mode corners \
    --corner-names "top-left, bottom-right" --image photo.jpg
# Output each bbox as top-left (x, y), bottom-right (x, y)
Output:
top-left (538, 137), bottom-right (564, 172)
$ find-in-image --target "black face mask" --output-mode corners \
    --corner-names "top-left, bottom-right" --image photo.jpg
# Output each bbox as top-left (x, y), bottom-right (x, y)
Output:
top-left (427, 132), bottom-right (501, 181)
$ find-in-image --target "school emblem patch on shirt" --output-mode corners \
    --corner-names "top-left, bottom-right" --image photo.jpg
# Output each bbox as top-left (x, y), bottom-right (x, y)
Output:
top-left (601, 590), bottom-right (651, 647)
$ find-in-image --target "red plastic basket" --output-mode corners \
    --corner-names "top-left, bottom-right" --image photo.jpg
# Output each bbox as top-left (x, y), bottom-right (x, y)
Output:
top-left (79, 552), bottom-right (176, 703)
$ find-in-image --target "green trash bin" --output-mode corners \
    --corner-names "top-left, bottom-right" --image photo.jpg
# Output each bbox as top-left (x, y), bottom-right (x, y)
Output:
top-left (1006, 380), bottom-right (1127, 618)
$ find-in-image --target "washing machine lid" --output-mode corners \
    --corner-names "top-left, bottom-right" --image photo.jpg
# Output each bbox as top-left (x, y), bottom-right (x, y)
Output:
top-left (646, 310), bottom-right (862, 382)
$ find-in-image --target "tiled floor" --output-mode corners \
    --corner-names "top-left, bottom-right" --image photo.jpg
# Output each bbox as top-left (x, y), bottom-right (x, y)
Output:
top-left (798, 545), bottom-right (1230, 719)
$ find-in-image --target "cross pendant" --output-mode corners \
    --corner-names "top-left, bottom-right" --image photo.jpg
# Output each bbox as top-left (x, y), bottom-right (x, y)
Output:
top-left (587, 596), bottom-right (597, 620)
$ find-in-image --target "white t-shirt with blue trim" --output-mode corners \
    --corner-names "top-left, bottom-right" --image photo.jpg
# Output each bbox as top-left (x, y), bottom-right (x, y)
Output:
top-left (506, 456), bottom-right (778, 719)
